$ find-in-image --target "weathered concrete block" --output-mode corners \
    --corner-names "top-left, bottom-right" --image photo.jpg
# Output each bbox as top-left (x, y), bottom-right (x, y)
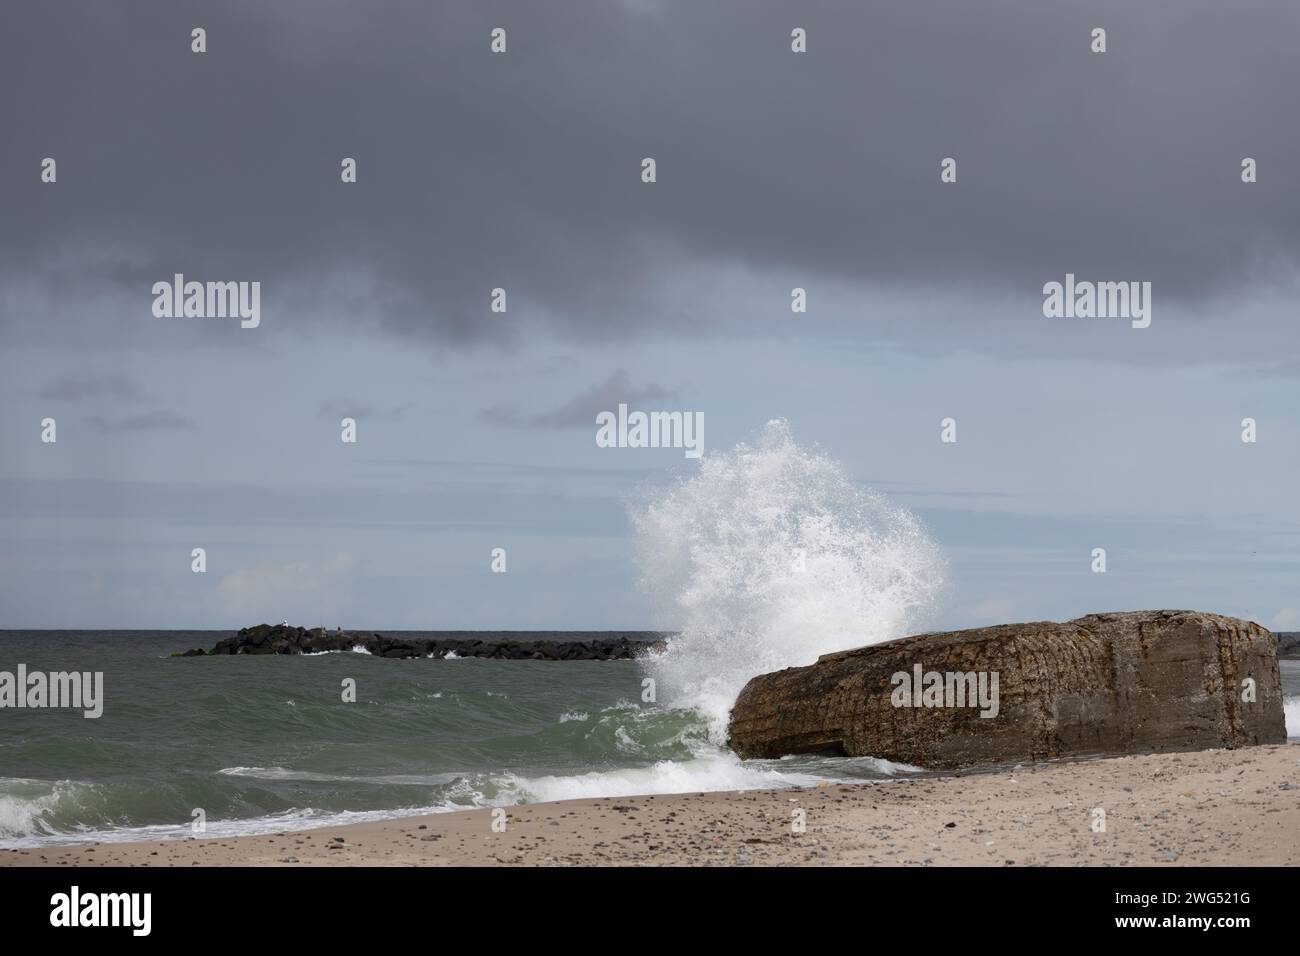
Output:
top-left (727, 610), bottom-right (1286, 769)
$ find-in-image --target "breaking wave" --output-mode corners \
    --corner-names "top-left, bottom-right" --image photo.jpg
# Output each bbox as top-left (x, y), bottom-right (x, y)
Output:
top-left (631, 419), bottom-right (946, 737)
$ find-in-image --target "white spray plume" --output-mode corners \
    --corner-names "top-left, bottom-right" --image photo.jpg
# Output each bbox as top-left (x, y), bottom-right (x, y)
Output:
top-left (631, 419), bottom-right (947, 740)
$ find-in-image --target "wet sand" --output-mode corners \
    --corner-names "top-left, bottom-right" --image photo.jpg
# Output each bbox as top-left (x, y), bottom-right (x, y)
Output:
top-left (5, 744), bottom-right (1296, 866)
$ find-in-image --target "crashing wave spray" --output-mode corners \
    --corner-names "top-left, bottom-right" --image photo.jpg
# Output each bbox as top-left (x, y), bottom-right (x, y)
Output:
top-left (631, 420), bottom-right (946, 740)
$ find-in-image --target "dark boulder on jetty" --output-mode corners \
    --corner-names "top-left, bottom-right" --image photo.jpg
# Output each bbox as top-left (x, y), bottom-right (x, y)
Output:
top-left (727, 610), bottom-right (1287, 770)
top-left (178, 624), bottom-right (666, 660)
top-left (1277, 632), bottom-right (1300, 659)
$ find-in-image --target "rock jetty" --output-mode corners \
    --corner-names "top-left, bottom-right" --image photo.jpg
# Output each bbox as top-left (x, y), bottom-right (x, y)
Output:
top-left (178, 624), bottom-right (667, 660)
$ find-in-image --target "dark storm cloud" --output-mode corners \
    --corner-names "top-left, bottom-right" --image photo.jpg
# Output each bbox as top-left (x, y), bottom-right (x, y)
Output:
top-left (2, 0), bottom-right (1297, 351)
top-left (482, 369), bottom-right (677, 428)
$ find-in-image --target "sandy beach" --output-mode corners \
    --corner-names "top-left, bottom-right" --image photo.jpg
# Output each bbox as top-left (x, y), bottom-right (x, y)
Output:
top-left (6, 743), bottom-right (1296, 867)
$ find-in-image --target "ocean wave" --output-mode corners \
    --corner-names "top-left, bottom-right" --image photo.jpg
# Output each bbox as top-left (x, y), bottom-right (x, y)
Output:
top-left (1286, 696), bottom-right (1299, 738)
top-left (0, 648), bottom-right (924, 851)
top-left (0, 777), bottom-right (101, 841)
top-left (0, 802), bottom-right (468, 849)
top-left (0, 748), bottom-right (920, 849)
top-left (498, 751), bottom-right (917, 805)
top-left (216, 767), bottom-right (464, 786)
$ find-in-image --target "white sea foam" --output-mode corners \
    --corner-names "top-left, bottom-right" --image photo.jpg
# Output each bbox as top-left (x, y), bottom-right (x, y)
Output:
top-left (0, 803), bottom-right (464, 849)
top-left (216, 766), bottom-right (463, 786)
top-left (502, 751), bottom-right (916, 805)
top-left (0, 779), bottom-right (64, 839)
top-left (630, 419), bottom-right (946, 739)
top-left (503, 754), bottom-right (825, 803)
top-left (0, 778), bottom-right (106, 842)
top-left (1285, 696), bottom-right (1299, 738)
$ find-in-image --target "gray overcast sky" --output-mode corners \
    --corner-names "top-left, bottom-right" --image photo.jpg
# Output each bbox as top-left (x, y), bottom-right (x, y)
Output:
top-left (1, 0), bottom-right (1298, 630)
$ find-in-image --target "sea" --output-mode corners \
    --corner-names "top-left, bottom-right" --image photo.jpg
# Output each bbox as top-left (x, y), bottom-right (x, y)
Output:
top-left (0, 629), bottom-right (920, 847)
top-left (0, 631), bottom-right (1296, 849)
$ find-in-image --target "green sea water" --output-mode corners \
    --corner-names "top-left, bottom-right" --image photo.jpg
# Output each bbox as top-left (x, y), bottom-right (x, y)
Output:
top-left (0, 631), bottom-right (918, 846)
